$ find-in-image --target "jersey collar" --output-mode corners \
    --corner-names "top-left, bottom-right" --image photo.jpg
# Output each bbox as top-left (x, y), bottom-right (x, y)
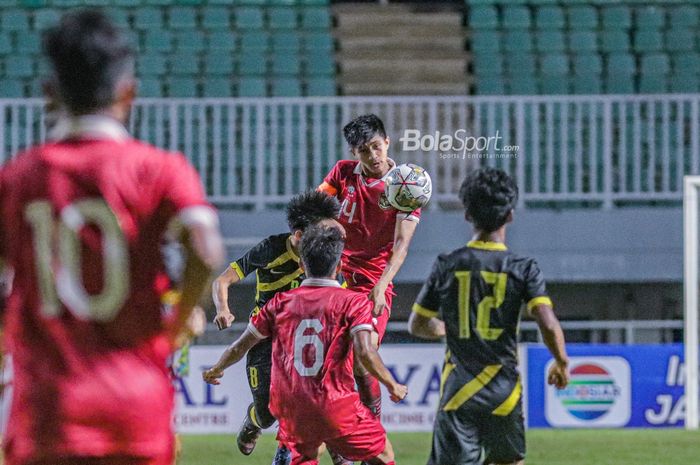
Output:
top-left (286, 235), bottom-right (300, 263)
top-left (467, 240), bottom-right (508, 251)
top-left (301, 278), bottom-right (341, 288)
top-left (49, 114), bottom-right (130, 142)
top-left (353, 158), bottom-right (396, 187)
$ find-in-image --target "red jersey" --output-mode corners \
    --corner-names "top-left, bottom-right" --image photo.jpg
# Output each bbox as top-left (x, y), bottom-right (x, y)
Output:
top-left (0, 117), bottom-right (214, 465)
top-left (320, 160), bottom-right (420, 285)
top-left (248, 278), bottom-right (374, 443)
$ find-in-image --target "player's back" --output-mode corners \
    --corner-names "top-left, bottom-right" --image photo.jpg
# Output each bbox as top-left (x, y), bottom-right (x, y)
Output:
top-left (0, 128), bottom-right (208, 463)
top-left (251, 279), bottom-right (373, 442)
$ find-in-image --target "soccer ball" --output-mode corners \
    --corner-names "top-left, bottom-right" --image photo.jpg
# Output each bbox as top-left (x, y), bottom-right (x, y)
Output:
top-left (384, 163), bottom-right (433, 212)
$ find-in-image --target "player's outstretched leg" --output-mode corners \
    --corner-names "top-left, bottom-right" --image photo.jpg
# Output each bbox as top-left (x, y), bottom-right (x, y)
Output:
top-left (353, 330), bottom-right (382, 417)
top-left (360, 436), bottom-right (396, 465)
top-left (237, 403), bottom-right (262, 455)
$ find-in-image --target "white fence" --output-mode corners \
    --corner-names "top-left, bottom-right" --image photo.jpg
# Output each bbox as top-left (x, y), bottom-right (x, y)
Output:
top-left (2, 95), bottom-right (699, 209)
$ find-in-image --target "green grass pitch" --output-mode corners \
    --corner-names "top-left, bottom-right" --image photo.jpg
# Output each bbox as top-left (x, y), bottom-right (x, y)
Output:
top-left (179, 430), bottom-right (700, 465)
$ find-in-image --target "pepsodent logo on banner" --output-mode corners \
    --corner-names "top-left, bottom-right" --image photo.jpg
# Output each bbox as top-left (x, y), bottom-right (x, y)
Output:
top-left (545, 357), bottom-right (631, 427)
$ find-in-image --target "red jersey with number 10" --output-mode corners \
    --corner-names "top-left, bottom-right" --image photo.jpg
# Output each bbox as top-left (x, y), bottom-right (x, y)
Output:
top-left (248, 279), bottom-right (374, 442)
top-left (320, 160), bottom-right (420, 286)
top-left (0, 120), bottom-right (212, 465)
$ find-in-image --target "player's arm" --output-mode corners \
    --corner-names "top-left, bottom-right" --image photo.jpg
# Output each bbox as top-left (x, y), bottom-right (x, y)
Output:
top-left (408, 311), bottom-right (445, 340)
top-left (531, 303), bottom-right (569, 389)
top-left (352, 329), bottom-right (407, 402)
top-left (370, 218), bottom-right (418, 315)
top-left (202, 327), bottom-right (262, 385)
top-left (211, 265), bottom-right (242, 330)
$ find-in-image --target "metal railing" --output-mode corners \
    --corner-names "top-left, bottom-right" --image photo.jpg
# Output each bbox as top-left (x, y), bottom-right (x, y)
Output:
top-left (2, 95), bottom-right (699, 209)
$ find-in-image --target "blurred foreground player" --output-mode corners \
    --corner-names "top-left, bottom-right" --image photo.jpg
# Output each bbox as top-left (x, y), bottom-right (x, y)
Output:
top-left (0, 10), bottom-right (223, 465)
top-left (408, 168), bottom-right (569, 465)
top-left (318, 114), bottom-right (420, 425)
top-left (211, 191), bottom-right (341, 460)
top-left (204, 226), bottom-right (407, 465)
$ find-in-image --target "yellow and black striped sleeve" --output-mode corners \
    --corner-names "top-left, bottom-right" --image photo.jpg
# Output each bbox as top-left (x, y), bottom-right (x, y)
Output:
top-left (524, 259), bottom-right (553, 314)
top-left (232, 236), bottom-right (276, 279)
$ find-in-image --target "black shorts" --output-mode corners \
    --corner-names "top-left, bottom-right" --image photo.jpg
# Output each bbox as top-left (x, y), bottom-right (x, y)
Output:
top-left (428, 400), bottom-right (525, 465)
top-left (245, 338), bottom-right (275, 429)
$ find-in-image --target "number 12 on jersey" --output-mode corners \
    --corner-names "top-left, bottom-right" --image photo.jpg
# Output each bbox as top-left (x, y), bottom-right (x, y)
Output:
top-left (455, 271), bottom-right (507, 341)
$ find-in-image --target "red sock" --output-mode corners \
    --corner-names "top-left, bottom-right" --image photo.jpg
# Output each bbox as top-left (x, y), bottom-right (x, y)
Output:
top-left (355, 372), bottom-right (382, 418)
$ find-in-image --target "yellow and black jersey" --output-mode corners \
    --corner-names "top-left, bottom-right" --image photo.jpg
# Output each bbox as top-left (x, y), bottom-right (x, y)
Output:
top-left (413, 240), bottom-right (551, 414)
top-left (231, 233), bottom-right (304, 319)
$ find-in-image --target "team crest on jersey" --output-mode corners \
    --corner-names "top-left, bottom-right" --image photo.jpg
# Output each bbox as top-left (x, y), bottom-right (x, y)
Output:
top-left (348, 186), bottom-right (355, 195)
top-left (378, 192), bottom-right (392, 210)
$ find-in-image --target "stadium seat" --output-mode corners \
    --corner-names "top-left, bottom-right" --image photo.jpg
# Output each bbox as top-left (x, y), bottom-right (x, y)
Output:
top-left (102, 8), bottom-right (130, 28)
top-left (238, 52), bottom-right (267, 75)
top-left (15, 31), bottom-right (40, 54)
top-left (112, 0), bottom-right (140, 6)
top-left (664, 29), bottom-right (694, 53)
top-left (303, 32), bottom-right (333, 51)
top-left (472, 53), bottom-right (503, 74)
top-left (606, 53), bottom-right (635, 76)
top-left (669, 73), bottom-right (699, 93)
top-left (640, 53), bottom-right (670, 76)
top-left (601, 6), bottom-right (631, 29)
top-left (236, 7), bottom-right (264, 29)
top-left (139, 78), bottom-right (163, 97)
top-left (535, 30), bottom-right (565, 53)
top-left (505, 53), bottom-right (536, 74)
top-left (539, 75), bottom-right (571, 94)
top-left (605, 74), bottom-right (634, 94)
top-left (540, 53), bottom-right (569, 75)
top-left (33, 9), bottom-right (61, 29)
top-left (205, 52), bottom-right (234, 75)
top-left (168, 77), bottom-right (198, 97)
top-left (639, 74), bottom-right (668, 94)
top-left (568, 31), bottom-right (597, 52)
top-left (572, 74), bottom-right (602, 94)
top-left (305, 53), bottom-right (335, 76)
top-left (468, 6), bottom-right (498, 29)
top-left (209, 31), bottom-right (237, 51)
top-left (501, 6), bottom-right (530, 29)
top-left (238, 77), bottom-right (266, 97)
top-left (672, 53), bottom-right (700, 74)
top-left (0, 33), bottom-right (11, 55)
top-left (300, 7), bottom-right (331, 30)
top-left (271, 77), bottom-right (301, 97)
top-left (600, 30), bottom-right (629, 53)
top-left (503, 31), bottom-right (533, 52)
top-left (633, 30), bottom-right (662, 53)
top-left (535, 6), bottom-right (564, 29)
top-left (636, 6), bottom-right (665, 29)
top-left (4, 56), bottom-right (33, 77)
top-left (19, 0), bottom-right (49, 7)
top-left (1, 9), bottom-right (29, 31)
top-left (669, 6), bottom-right (698, 28)
top-left (271, 53), bottom-right (301, 75)
top-left (202, 78), bottom-right (232, 97)
top-left (133, 7), bottom-right (162, 30)
top-left (175, 31), bottom-right (206, 52)
top-left (143, 30), bottom-right (173, 53)
top-left (475, 75), bottom-right (504, 95)
top-left (138, 53), bottom-right (167, 75)
top-left (240, 31), bottom-right (270, 51)
top-left (471, 31), bottom-right (501, 52)
top-left (306, 77), bottom-right (336, 96)
top-left (271, 31), bottom-right (301, 52)
top-left (572, 53), bottom-right (602, 75)
top-left (508, 75), bottom-right (537, 94)
top-left (168, 7), bottom-right (197, 29)
top-left (202, 7), bottom-right (231, 30)
top-left (268, 7), bottom-right (297, 29)
top-left (299, 0), bottom-right (329, 4)
top-left (567, 6), bottom-right (597, 29)
top-left (169, 52), bottom-right (200, 75)
top-left (0, 79), bottom-right (24, 97)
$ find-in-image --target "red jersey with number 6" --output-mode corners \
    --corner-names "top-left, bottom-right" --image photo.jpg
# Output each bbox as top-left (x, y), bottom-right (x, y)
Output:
top-left (248, 278), bottom-right (374, 442)
top-left (0, 121), bottom-right (212, 465)
top-left (319, 160), bottom-right (420, 285)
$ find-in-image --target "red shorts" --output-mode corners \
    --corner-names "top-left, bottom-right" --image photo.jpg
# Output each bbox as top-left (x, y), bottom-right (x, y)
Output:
top-left (285, 407), bottom-right (386, 465)
top-left (342, 272), bottom-right (394, 343)
top-left (13, 456), bottom-right (172, 465)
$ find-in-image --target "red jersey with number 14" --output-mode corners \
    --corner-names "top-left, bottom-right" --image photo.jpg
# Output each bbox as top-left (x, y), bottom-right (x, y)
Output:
top-left (319, 160), bottom-right (420, 285)
top-left (248, 279), bottom-right (374, 442)
top-left (0, 118), bottom-right (213, 465)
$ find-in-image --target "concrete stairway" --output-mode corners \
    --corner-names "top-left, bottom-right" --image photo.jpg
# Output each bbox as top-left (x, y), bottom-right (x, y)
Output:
top-left (333, 3), bottom-right (468, 95)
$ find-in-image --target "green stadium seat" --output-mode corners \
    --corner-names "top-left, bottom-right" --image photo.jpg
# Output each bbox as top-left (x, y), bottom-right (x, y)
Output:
top-left (636, 6), bottom-right (665, 29)
top-left (52, 0), bottom-right (87, 6)
top-left (501, 6), bottom-right (530, 29)
top-left (535, 30), bottom-right (564, 53)
top-left (305, 53), bottom-right (335, 76)
top-left (539, 75), bottom-right (570, 94)
top-left (601, 6), bottom-right (631, 29)
top-left (633, 30), bottom-right (662, 53)
top-left (672, 53), bottom-right (700, 74)
top-left (639, 74), bottom-right (667, 94)
top-left (139, 78), bottom-right (163, 97)
top-left (605, 74), bottom-right (634, 94)
top-left (240, 31), bottom-right (270, 51)
top-left (0, 79), bottom-right (24, 97)
top-left (471, 31), bottom-right (501, 52)
top-left (268, 7), bottom-right (297, 29)
top-left (573, 74), bottom-right (602, 94)
top-left (541, 53), bottom-right (569, 75)
top-left (301, 7), bottom-right (331, 30)
top-left (669, 73), bottom-right (699, 93)
top-left (299, 0), bottom-right (329, 4)
top-left (475, 75), bottom-right (504, 95)
top-left (568, 31), bottom-right (597, 52)
top-left (19, 0), bottom-right (48, 7)
top-left (640, 53), bottom-right (669, 75)
top-left (468, 6), bottom-right (498, 29)
top-left (112, 0), bottom-right (140, 6)
top-left (1, 9), bottom-right (29, 31)
top-left (572, 53), bottom-right (602, 75)
top-left (137, 53), bottom-right (167, 75)
top-left (606, 53), bottom-right (635, 76)
top-left (175, 31), bottom-right (206, 52)
top-left (238, 77), bottom-right (266, 97)
top-left (665, 29), bottom-right (694, 53)
top-left (303, 32), bottom-right (333, 51)
top-left (202, 78), bottom-right (232, 97)
top-left (202, 7), bottom-right (231, 29)
top-left (168, 77), bottom-right (198, 97)
top-left (271, 77), bottom-right (301, 97)
top-left (669, 6), bottom-right (698, 28)
top-left (15, 31), bottom-right (40, 54)
top-left (271, 31), bottom-right (301, 52)
top-left (271, 53), bottom-right (300, 75)
top-left (505, 53), bottom-right (535, 74)
top-left (238, 52), bottom-right (266, 75)
top-left (0, 33), bottom-right (11, 54)
top-left (600, 30), bottom-right (629, 53)
top-left (5, 56), bottom-right (33, 77)
top-left (102, 8), bottom-right (130, 28)
top-left (143, 30), bottom-right (173, 53)
top-left (567, 6), bottom-right (597, 29)
top-left (472, 53), bottom-right (503, 74)
top-left (133, 8), bottom-right (162, 30)
top-left (209, 32), bottom-right (237, 51)
top-left (535, 6), bottom-right (564, 29)
top-left (306, 77), bottom-right (336, 96)
top-left (503, 31), bottom-right (532, 53)
top-left (168, 7), bottom-right (198, 29)
top-left (27, 79), bottom-right (42, 97)
top-left (508, 75), bottom-right (536, 94)
top-left (33, 9), bottom-right (60, 30)
top-left (236, 7), bottom-right (264, 29)
top-left (204, 52), bottom-right (234, 75)
top-left (169, 52), bottom-right (200, 75)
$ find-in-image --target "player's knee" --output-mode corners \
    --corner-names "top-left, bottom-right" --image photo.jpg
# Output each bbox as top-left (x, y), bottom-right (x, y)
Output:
top-left (256, 408), bottom-right (276, 429)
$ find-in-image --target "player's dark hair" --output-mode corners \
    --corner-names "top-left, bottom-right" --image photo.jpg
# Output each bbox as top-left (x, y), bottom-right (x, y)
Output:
top-left (286, 190), bottom-right (340, 232)
top-left (300, 225), bottom-right (344, 278)
top-left (459, 167), bottom-right (519, 233)
top-left (43, 9), bottom-right (134, 115)
top-left (343, 114), bottom-right (387, 149)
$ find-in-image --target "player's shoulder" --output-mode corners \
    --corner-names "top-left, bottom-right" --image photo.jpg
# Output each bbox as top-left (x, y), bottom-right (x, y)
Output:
top-left (332, 159), bottom-right (359, 176)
